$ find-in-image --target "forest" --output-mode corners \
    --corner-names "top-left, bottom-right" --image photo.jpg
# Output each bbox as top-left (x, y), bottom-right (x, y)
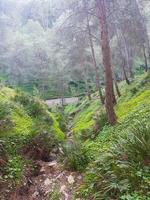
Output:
top-left (0, 0), bottom-right (150, 199)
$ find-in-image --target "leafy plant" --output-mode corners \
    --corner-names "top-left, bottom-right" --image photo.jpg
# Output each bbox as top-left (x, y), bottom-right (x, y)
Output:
top-left (63, 139), bottom-right (90, 171)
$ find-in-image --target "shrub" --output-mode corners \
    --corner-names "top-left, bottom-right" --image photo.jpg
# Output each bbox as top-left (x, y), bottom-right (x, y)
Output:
top-left (14, 91), bottom-right (52, 123)
top-left (130, 87), bottom-right (138, 95)
top-left (63, 139), bottom-right (90, 171)
top-left (93, 112), bottom-right (108, 135)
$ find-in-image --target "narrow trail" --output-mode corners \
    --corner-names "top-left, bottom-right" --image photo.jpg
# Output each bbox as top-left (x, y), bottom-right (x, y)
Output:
top-left (11, 113), bottom-right (83, 200)
top-left (12, 160), bottom-right (82, 200)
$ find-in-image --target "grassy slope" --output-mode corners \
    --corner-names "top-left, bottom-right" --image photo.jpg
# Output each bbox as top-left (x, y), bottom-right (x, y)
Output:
top-left (0, 87), bottom-right (65, 139)
top-left (65, 73), bottom-right (150, 199)
top-left (0, 87), bottom-right (65, 186)
top-left (65, 73), bottom-right (150, 136)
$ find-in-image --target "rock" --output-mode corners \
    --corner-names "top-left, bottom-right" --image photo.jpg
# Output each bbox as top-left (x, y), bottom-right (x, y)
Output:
top-left (39, 166), bottom-right (46, 175)
top-left (77, 175), bottom-right (82, 180)
top-left (32, 191), bottom-right (39, 198)
top-left (44, 178), bottom-right (52, 187)
top-left (58, 147), bottom-right (64, 155)
top-left (60, 185), bottom-right (67, 193)
top-left (52, 147), bottom-right (58, 153)
top-left (48, 160), bottom-right (57, 167)
top-left (49, 152), bottom-right (57, 160)
top-left (67, 175), bottom-right (75, 185)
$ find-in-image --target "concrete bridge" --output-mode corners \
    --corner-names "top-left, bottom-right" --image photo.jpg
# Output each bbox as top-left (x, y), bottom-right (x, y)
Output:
top-left (46, 97), bottom-right (79, 107)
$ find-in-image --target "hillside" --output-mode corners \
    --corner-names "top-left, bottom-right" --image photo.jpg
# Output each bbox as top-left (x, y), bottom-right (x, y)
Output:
top-left (64, 73), bottom-right (150, 199)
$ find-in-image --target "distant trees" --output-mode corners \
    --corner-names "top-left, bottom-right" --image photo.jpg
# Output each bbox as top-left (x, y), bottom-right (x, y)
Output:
top-left (0, 0), bottom-right (150, 124)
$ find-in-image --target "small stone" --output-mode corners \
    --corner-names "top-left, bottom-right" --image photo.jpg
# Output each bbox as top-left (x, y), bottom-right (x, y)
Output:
top-left (77, 175), bottom-right (82, 180)
top-left (40, 167), bottom-right (45, 173)
top-left (44, 178), bottom-right (52, 187)
top-left (48, 160), bottom-right (57, 167)
top-left (32, 191), bottom-right (39, 198)
top-left (60, 185), bottom-right (67, 193)
top-left (67, 175), bottom-right (75, 184)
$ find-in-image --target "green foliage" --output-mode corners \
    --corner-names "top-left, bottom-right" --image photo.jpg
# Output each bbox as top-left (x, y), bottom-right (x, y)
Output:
top-left (5, 156), bottom-right (23, 182)
top-left (0, 101), bottom-right (12, 120)
top-left (74, 75), bottom-right (150, 199)
top-left (72, 99), bottom-right (100, 134)
top-left (48, 190), bottom-right (60, 200)
top-left (0, 101), bottom-right (13, 133)
top-left (63, 139), bottom-right (90, 171)
top-left (14, 91), bottom-right (51, 121)
top-left (50, 113), bottom-right (65, 141)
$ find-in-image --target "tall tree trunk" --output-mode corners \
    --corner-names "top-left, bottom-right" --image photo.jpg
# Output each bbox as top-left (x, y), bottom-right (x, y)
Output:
top-left (84, 0), bottom-right (104, 105)
top-left (113, 71), bottom-right (121, 98)
top-left (96, 0), bottom-right (117, 125)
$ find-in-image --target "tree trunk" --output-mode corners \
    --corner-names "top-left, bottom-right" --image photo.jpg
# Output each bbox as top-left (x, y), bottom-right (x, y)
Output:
top-left (122, 60), bottom-right (130, 84)
top-left (84, 0), bottom-right (104, 105)
top-left (113, 72), bottom-right (121, 97)
top-left (114, 80), bottom-right (121, 98)
top-left (121, 32), bottom-right (134, 78)
top-left (96, 0), bottom-right (117, 125)
top-left (143, 45), bottom-right (148, 72)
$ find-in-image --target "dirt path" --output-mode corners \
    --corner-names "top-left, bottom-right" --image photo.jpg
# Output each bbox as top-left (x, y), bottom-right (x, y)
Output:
top-left (11, 160), bottom-right (82, 200)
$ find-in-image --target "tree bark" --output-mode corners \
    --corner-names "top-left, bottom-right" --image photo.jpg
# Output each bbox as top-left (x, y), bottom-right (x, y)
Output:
top-left (113, 72), bottom-right (121, 98)
top-left (96, 0), bottom-right (117, 125)
top-left (84, 0), bottom-right (104, 105)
